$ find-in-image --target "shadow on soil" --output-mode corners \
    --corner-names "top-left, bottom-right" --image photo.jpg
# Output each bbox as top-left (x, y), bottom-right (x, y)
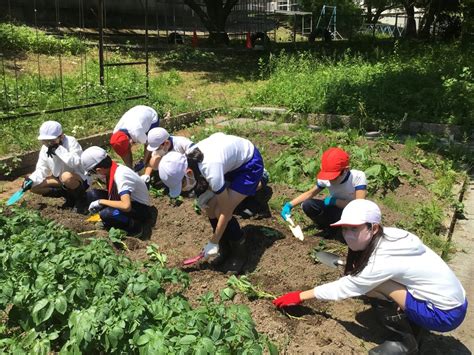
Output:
top-left (339, 307), bottom-right (471, 354)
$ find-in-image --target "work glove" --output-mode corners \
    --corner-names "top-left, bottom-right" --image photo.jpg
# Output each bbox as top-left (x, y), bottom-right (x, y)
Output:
top-left (22, 178), bottom-right (33, 191)
top-left (280, 202), bottom-right (293, 221)
top-left (133, 160), bottom-right (145, 172)
top-left (202, 242), bottom-right (219, 259)
top-left (88, 200), bottom-right (102, 214)
top-left (140, 174), bottom-right (151, 189)
top-left (46, 143), bottom-right (59, 158)
top-left (324, 196), bottom-right (337, 207)
top-left (272, 291), bottom-right (303, 308)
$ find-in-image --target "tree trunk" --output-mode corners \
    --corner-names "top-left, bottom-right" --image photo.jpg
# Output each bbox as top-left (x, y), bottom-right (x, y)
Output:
top-left (419, 0), bottom-right (440, 38)
top-left (183, 0), bottom-right (238, 45)
top-left (402, 1), bottom-right (417, 37)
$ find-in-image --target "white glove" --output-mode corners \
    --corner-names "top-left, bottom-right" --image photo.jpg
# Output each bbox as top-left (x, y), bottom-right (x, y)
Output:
top-left (88, 200), bottom-right (102, 213)
top-left (140, 174), bottom-right (151, 184)
top-left (196, 189), bottom-right (215, 209)
top-left (203, 242), bottom-right (219, 258)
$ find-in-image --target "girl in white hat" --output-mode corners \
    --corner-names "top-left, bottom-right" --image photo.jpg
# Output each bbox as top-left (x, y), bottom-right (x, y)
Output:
top-left (139, 127), bottom-right (194, 185)
top-left (22, 120), bottom-right (89, 213)
top-left (158, 132), bottom-right (265, 274)
top-left (273, 199), bottom-right (467, 354)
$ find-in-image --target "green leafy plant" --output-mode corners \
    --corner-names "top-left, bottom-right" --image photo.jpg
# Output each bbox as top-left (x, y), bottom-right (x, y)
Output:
top-left (0, 207), bottom-right (275, 353)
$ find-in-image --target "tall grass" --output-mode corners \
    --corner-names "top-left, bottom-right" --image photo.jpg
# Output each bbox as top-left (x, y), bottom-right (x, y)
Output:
top-left (0, 23), bottom-right (86, 55)
top-left (254, 42), bottom-right (473, 129)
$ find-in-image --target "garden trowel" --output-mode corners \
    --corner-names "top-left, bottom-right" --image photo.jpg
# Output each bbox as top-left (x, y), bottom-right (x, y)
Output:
top-left (285, 215), bottom-right (304, 241)
top-left (6, 180), bottom-right (32, 206)
top-left (85, 213), bottom-right (101, 222)
top-left (315, 251), bottom-right (345, 269)
top-left (183, 252), bottom-right (204, 266)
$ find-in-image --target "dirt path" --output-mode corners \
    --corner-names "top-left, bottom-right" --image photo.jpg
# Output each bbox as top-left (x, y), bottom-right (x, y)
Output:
top-left (443, 174), bottom-right (474, 352)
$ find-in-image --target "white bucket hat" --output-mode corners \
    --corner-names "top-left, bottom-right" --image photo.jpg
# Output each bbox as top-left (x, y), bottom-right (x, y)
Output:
top-left (147, 127), bottom-right (170, 152)
top-left (158, 151), bottom-right (187, 198)
top-left (81, 146), bottom-right (108, 174)
top-left (331, 199), bottom-right (382, 227)
top-left (38, 121), bottom-right (63, 140)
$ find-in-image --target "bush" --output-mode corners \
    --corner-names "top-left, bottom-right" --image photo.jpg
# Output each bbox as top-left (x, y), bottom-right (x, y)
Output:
top-left (253, 42), bottom-right (474, 129)
top-left (0, 23), bottom-right (86, 55)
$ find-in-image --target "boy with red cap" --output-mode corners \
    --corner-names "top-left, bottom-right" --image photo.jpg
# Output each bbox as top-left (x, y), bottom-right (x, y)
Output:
top-left (110, 105), bottom-right (160, 171)
top-left (280, 147), bottom-right (367, 236)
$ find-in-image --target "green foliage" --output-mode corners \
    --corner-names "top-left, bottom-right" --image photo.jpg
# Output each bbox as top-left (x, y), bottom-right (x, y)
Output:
top-left (0, 207), bottom-right (275, 353)
top-left (254, 43), bottom-right (474, 129)
top-left (0, 23), bottom-right (86, 55)
top-left (227, 276), bottom-right (276, 300)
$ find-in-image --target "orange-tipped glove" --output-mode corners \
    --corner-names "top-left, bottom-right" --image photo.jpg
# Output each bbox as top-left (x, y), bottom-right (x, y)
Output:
top-left (272, 291), bottom-right (303, 308)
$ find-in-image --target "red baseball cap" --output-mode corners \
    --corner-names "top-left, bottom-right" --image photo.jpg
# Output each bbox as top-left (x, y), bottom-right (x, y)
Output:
top-left (110, 131), bottom-right (130, 157)
top-left (317, 147), bottom-right (350, 180)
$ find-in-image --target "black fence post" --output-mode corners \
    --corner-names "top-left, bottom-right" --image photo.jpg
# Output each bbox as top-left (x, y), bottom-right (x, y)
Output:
top-left (98, 0), bottom-right (104, 86)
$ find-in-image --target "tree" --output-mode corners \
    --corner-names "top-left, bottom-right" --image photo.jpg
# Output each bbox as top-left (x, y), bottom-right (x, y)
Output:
top-left (183, 0), bottom-right (239, 45)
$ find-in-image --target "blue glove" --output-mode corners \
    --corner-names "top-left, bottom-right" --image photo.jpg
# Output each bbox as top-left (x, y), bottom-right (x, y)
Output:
top-left (280, 202), bottom-right (293, 220)
top-left (324, 196), bottom-right (337, 207)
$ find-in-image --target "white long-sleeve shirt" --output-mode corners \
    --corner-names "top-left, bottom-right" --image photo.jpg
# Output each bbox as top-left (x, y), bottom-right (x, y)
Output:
top-left (314, 227), bottom-right (466, 310)
top-left (29, 135), bottom-right (87, 186)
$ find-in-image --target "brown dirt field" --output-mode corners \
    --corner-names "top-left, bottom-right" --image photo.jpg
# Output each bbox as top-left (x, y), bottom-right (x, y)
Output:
top-left (0, 124), bottom-right (467, 354)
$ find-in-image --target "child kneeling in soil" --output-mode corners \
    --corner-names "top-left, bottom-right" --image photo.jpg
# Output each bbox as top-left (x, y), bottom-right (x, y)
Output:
top-left (273, 199), bottom-right (467, 354)
top-left (110, 105), bottom-right (160, 171)
top-left (139, 127), bottom-right (194, 186)
top-left (81, 146), bottom-right (152, 237)
top-left (281, 147), bottom-right (367, 237)
top-left (158, 132), bottom-right (265, 275)
top-left (22, 120), bottom-right (89, 214)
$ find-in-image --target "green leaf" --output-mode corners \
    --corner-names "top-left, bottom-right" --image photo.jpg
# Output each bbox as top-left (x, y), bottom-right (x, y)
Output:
top-left (55, 295), bottom-right (67, 315)
top-left (179, 335), bottom-right (197, 345)
top-left (220, 287), bottom-right (236, 301)
top-left (32, 298), bottom-right (49, 324)
top-left (136, 334), bottom-right (150, 346)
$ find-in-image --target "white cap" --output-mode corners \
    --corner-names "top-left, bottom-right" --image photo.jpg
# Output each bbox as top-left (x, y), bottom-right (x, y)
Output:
top-left (38, 121), bottom-right (62, 140)
top-left (147, 127), bottom-right (170, 152)
top-left (331, 199), bottom-right (382, 227)
top-left (81, 146), bottom-right (108, 174)
top-left (159, 151), bottom-right (187, 198)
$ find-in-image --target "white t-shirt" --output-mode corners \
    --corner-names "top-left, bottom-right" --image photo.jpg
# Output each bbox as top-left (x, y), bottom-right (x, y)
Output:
top-left (29, 135), bottom-right (88, 186)
top-left (193, 133), bottom-right (255, 193)
top-left (317, 169), bottom-right (367, 200)
top-left (114, 165), bottom-right (151, 206)
top-left (314, 228), bottom-right (466, 310)
top-left (152, 135), bottom-right (193, 157)
top-left (113, 105), bottom-right (159, 144)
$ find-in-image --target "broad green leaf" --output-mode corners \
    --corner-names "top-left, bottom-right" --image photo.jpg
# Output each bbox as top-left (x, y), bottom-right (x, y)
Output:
top-left (179, 335), bottom-right (197, 345)
top-left (136, 334), bottom-right (150, 346)
top-left (55, 295), bottom-right (67, 315)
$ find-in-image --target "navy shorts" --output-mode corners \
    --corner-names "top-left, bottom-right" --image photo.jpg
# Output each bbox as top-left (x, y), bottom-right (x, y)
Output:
top-left (405, 292), bottom-right (468, 332)
top-left (224, 147), bottom-right (264, 196)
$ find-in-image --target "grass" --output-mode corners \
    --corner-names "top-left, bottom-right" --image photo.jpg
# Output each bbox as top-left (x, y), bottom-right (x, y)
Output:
top-left (253, 41), bottom-right (474, 129)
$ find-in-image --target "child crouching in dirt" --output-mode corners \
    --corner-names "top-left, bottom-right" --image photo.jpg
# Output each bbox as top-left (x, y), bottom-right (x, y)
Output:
top-left (139, 127), bottom-right (194, 186)
top-left (281, 147), bottom-right (367, 237)
top-left (158, 132), bottom-right (266, 275)
top-left (22, 120), bottom-right (89, 214)
top-left (273, 199), bottom-right (467, 354)
top-left (81, 146), bottom-right (152, 238)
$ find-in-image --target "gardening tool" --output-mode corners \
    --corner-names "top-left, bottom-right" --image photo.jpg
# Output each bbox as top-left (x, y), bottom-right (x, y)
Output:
top-left (182, 252), bottom-right (204, 266)
top-left (85, 213), bottom-right (101, 222)
top-left (6, 180), bottom-right (32, 206)
top-left (315, 251), bottom-right (345, 269)
top-left (285, 215), bottom-right (304, 241)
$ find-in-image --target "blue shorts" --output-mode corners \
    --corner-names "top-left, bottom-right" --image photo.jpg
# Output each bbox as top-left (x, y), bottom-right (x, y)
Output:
top-left (224, 147), bottom-right (264, 196)
top-left (405, 292), bottom-right (468, 332)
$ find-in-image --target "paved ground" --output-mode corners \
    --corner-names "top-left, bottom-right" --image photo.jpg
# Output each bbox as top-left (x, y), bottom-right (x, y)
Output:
top-left (447, 173), bottom-right (474, 352)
